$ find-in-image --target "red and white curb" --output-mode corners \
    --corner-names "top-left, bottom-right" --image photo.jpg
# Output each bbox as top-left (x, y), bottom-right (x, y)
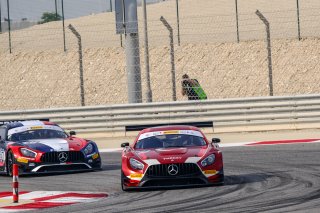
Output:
top-left (0, 191), bottom-right (108, 212)
top-left (99, 138), bottom-right (320, 153)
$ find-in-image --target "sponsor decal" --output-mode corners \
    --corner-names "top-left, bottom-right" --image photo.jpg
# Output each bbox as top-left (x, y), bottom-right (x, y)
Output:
top-left (17, 157), bottom-right (29, 164)
top-left (0, 148), bottom-right (5, 163)
top-left (30, 126), bottom-right (43, 130)
top-left (92, 153), bottom-right (99, 160)
top-left (130, 173), bottom-right (143, 178)
top-left (203, 170), bottom-right (217, 175)
top-left (163, 156), bottom-right (182, 161)
top-left (163, 130), bottom-right (179, 134)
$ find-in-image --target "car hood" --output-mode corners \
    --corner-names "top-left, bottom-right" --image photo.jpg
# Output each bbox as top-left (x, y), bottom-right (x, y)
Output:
top-left (135, 146), bottom-right (208, 164)
top-left (20, 138), bottom-right (87, 152)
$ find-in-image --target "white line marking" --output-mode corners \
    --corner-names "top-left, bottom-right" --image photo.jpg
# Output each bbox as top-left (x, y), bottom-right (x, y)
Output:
top-left (98, 139), bottom-right (320, 153)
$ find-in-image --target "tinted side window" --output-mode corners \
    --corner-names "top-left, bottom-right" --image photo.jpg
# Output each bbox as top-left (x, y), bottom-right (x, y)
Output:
top-left (0, 128), bottom-right (7, 140)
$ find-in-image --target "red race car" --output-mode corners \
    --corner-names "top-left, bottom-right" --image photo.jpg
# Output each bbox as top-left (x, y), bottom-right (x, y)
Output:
top-left (0, 120), bottom-right (102, 176)
top-left (121, 125), bottom-right (224, 190)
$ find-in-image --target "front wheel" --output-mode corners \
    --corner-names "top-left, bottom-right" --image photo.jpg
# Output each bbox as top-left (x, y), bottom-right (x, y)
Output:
top-left (121, 171), bottom-right (129, 191)
top-left (6, 151), bottom-right (15, 177)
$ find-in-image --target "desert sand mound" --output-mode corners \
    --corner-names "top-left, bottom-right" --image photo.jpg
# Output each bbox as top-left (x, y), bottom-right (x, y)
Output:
top-left (0, 0), bottom-right (319, 110)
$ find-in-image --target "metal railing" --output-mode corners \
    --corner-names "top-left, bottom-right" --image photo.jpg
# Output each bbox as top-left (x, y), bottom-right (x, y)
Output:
top-left (1, 94), bottom-right (320, 136)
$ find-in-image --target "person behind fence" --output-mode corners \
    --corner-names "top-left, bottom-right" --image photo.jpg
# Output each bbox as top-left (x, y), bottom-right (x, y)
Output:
top-left (181, 74), bottom-right (207, 100)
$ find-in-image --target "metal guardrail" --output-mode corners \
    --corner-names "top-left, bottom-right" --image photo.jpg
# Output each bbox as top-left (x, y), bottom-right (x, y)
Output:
top-left (1, 94), bottom-right (320, 136)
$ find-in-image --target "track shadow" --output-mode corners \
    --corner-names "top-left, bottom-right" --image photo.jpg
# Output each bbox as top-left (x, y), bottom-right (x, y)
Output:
top-left (101, 164), bottom-right (121, 171)
top-left (20, 170), bottom-right (98, 178)
top-left (123, 172), bottom-right (274, 193)
top-left (224, 172), bottom-right (274, 186)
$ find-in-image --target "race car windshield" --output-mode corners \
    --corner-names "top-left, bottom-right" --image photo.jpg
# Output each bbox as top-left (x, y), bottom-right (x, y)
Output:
top-left (8, 129), bottom-right (68, 141)
top-left (135, 134), bottom-right (207, 149)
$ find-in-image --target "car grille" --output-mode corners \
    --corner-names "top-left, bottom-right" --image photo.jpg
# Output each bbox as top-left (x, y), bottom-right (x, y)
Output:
top-left (40, 151), bottom-right (85, 163)
top-left (146, 163), bottom-right (201, 177)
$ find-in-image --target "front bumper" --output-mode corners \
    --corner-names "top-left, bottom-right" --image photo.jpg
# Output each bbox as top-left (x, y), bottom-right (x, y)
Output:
top-left (15, 159), bottom-right (101, 175)
top-left (123, 170), bottom-right (224, 189)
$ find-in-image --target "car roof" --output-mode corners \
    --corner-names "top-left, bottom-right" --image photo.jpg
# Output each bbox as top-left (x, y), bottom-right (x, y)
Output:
top-left (3, 120), bottom-right (59, 130)
top-left (139, 125), bottom-right (201, 134)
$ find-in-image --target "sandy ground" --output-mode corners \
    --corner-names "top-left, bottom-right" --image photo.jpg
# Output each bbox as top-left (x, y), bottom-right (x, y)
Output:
top-left (0, 0), bottom-right (320, 110)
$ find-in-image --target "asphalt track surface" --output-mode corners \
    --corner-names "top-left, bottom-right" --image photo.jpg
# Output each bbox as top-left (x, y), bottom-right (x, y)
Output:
top-left (1, 143), bottom-right (320, 213)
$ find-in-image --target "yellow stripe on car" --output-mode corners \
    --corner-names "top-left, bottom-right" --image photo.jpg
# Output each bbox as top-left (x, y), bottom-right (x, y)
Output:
top-left (163, 130), bottom-right (179, 134)
top-left (30, 126), bottom-right (43, 130)
top-left (130, 173), bottom-right (143, 179)
top-left (17, 157), bottom-right (29, 164)
top-left (92, 153), bottom-right (99, 160)
top-left (203, 170), bottom-right (217, 175)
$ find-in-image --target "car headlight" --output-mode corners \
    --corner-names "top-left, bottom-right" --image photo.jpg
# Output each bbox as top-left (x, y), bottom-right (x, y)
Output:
top-left (20, 148), bottom-right (37, 158)
top-left (84, 144), bottom-right (94, 155)
top-left (129, 158), bottom-right (144, 170)
top-left (201, 154), bottom-right (215, 167)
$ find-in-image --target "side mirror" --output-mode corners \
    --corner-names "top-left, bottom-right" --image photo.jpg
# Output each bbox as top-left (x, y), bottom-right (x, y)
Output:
top-left (212, 138), bottom-right (221, 144)
top-left (69, 131), bottom-right (76, 136)
top-left (121, 142), bottom-right (130, 148)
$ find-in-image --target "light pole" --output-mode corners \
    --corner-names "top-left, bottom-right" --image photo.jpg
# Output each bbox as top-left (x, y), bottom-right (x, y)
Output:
top-left (109, 0), bottom-right (112, 12)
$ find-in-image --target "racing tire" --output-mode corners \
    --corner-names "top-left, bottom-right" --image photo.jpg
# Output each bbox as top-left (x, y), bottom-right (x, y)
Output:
top-left (6, 150), bottom-right (15, 177)
top-left (121, 171), bottom-right (129, 192)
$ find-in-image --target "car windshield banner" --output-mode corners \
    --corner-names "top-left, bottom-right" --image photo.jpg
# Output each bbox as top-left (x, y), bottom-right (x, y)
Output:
top-left (138, 130), bottom-right (204, 140)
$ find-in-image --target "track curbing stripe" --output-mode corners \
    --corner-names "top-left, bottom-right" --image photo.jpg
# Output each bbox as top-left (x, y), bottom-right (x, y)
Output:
top-left (99, 138), bottom-right (320, 153)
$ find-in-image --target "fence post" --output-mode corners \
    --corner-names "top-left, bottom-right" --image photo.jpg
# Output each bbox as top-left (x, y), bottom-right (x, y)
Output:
top-left (142, 0), bottom-right (153, 102)
top-left (68, 24), bottom-right (85, 106)
top-left (160, 16), bottom-right (177, 101)
top-left (256, 10), bottom-right (274, 96)
top-left (176, 0), bottom-right (181, 46)
top-left (6, 0), bottom-right (11, 53)
top-left (296, 0), bottom-right (301, 41)
top-left (235, 0), bottom-right (240, 43)
top-left (61, 0), bottom-right (66, 52)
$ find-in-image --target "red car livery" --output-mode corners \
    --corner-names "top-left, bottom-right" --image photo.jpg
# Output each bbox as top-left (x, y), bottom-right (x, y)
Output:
top-left (121, 125), bottom-right (224, 190)
top-left (0, 120), bottom-right (101, 176)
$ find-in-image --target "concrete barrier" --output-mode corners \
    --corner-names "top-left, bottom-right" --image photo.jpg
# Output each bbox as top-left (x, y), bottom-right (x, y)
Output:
top-left (1, 94), bottom-right (320, 137)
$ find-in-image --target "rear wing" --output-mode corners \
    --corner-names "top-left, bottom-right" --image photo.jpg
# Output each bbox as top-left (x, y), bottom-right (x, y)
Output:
top-left (125, 121), bottom-right (213, 132)
top-left (0, 119), bottom-right (50, 126)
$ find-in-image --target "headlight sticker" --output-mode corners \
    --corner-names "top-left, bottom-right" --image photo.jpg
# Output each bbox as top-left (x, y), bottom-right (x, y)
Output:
top-left (17, 157), bottom-right (29, 164)
top-left (130, 173), bottom-right (143, 178)
top-left (203, 170), bottom-right (217, 175)
top-left (92, 153), bottom-right (99, 160)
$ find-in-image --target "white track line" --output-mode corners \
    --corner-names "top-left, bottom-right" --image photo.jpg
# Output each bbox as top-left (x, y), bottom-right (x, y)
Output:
top-left (99, 140), bottom-right (320, 153)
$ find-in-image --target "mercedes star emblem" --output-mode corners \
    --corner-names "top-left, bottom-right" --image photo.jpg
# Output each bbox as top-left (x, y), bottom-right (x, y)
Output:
top-left (167, 164), bottom-right (179, 175)
top-left (58, 152), bottom-right (68, 163)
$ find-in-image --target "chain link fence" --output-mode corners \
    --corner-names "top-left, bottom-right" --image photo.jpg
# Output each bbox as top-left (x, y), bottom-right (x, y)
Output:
top-left (0, 0), bottom-right (320, 110)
